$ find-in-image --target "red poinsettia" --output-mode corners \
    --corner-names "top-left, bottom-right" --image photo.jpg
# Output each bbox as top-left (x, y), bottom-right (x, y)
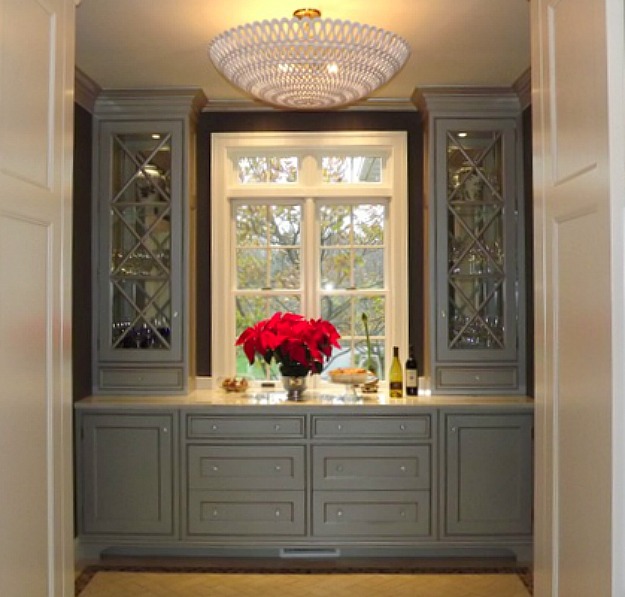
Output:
top-left (236, 312), bottom-right (341, 374)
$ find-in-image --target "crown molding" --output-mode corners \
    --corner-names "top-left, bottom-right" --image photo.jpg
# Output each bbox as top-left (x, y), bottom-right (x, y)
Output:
top-left (93, 87), bottom-right (208, 121)
top-left (412, 86), bottom-right (522, 119)
top-left (74, 68), bottom-right (101, 113)
top-left (201, 96), bottom-right (418, 113)
top-left (513, 68), bottom-right (532, 110)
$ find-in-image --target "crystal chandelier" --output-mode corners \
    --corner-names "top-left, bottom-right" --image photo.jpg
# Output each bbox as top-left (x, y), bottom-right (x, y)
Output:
top-left (208, 9), bottom-right (411, 110)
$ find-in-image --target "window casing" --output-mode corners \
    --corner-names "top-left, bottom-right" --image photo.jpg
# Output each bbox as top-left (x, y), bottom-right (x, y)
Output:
top-left (211, 131), bottom-right (408, 387)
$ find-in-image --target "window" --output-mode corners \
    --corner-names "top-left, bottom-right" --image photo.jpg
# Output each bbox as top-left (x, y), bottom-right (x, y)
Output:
top-left (211, 132), bottom-right (408, 386)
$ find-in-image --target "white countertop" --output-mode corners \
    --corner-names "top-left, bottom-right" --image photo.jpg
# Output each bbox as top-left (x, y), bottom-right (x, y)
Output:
top-left (75, 387), bottom-right (534, 410)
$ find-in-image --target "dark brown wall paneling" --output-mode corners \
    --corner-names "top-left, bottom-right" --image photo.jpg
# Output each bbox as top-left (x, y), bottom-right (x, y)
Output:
top-left (196, 111), bottom-right (424, 377)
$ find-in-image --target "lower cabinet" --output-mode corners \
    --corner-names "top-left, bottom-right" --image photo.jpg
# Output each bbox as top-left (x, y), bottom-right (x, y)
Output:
top-left (441, 412), bottom-right (533, 537)
top-left (76, 411), bottom-right (176, 537)
top-left (186, 444), bottom-right (306, 536)
top-left (75, 403), bottom-right (533, 559)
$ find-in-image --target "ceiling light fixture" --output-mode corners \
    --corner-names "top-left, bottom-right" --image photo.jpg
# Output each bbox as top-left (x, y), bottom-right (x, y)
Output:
top-left (208, 8), bottom-right (410, 110)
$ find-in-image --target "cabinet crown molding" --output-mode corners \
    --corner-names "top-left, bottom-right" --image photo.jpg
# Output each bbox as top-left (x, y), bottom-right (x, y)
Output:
top-left (412, 86), bottom-right (522, 119)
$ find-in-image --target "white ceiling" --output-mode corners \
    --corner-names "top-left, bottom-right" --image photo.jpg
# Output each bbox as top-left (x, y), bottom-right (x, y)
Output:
top-left (75, 0), bottom-right (530, 108)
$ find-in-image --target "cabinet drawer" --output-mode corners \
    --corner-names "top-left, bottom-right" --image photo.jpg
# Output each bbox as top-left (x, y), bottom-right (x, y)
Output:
top-left (188, 490), bottom-right (305, 536)
top-left (436, 367), bottom-right (518, 390)
top-left (188, 445), bottom-right (305, 490)
top-left (313, 491), bottom-right (430, 537)
top-left (98, 367), bottom-right (183, 391)
top-left (187, 415), bottom-right (305, 439)
top-left (312, 445), bottom-right (430, 491)
top-left (312, 415), bottom-right (431, 439)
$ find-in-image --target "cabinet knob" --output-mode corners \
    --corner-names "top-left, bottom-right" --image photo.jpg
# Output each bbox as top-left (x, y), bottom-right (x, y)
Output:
top-left (336, 465), bottom-right (344, 473)
top-left (212, 509), bottom-right (219, 517)
top-left (275, 465), bottom-right (281, 472)
top-left (451, 426), bottom-right (457, 433)
top-left (400, 510), bottom-right (406, 518)
top-left (211, 424), bottom-right (219, 431)
top-left (212, 465), bottom-right (219, 472)
top-left (275, 509), bottom-right (281, 517)
top-left (399, 424), bottom-right (406, 431)
top-left (400, 465), bottom-right (406, 473)
top-left (337, 510), bottom-right (343, 518)
top-left (337, 424), bottom-right (343, 431)
top-left (274, 424), bottom-right (281, 431)
top-left (162, 427), bottom-right (168, 433)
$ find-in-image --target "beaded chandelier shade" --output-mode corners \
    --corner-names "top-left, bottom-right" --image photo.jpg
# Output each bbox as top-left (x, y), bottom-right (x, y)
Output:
top-left (209, 9), bottom-right (411, 110)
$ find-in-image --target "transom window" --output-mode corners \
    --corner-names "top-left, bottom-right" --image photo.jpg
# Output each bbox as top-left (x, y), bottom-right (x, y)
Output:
top-left (211, 132), bottom-right (408, 386)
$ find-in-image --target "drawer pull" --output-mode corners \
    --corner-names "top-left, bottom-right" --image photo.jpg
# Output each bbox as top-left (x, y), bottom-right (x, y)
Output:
top-left (211, 424), bottom-right (219, 431)
top-left (275, 465), bottom-right (282, 472)
top-left (274, 424), bottom-right (281, 431)
top-left (275, 509), bottom-right (281, 517)
top-left (400, 465), bottom-right (406, 473)
top-left (212, 509), bottom-right (219, 517)
top-left (399, 424), bottom-right (406, 431)
top-left (337, 424), bottom-right (343, 431)
top-left (212, 465), bottom-right (219, 472)
top-left (337, 510), bottom-right (343, 517)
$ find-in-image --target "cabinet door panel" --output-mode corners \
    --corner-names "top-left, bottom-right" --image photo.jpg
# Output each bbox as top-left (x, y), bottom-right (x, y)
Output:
top-left (80, 413), bottom-right (174, 536)
top-left (443, 413), bottom-right (533, 536)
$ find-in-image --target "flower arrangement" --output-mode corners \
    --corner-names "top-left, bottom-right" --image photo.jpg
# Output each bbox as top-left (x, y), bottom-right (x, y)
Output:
top-left (236, 312), bottom-right (341, 376)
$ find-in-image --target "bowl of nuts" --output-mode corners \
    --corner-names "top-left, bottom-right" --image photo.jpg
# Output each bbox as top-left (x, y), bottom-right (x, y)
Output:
top-left (218, 376), bottom-right (250, 393)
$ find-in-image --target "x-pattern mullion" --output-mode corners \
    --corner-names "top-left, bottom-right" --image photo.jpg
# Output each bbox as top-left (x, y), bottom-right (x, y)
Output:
top-left (111, 205), bottom-right (172, 277)
top-left (111, 134), bottom-right (172, 204)
top-left (111, 279), bottom-right (171, 348)
top-left (448, 278), bottom-right (504, 348)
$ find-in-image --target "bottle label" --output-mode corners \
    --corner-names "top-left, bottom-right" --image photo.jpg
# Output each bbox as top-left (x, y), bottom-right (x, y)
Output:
top-left (406, 370), bottom-right (418, 387)
top-left (389, 381), bottom-right (403, 397)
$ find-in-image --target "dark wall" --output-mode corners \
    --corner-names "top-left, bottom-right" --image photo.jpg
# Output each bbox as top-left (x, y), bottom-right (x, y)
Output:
top-left (195, 111), bottom-right (425, 376)
top-left (72, 104), bottom-right (93, 401)
top-left (522, 106), bottom-right (534, 396)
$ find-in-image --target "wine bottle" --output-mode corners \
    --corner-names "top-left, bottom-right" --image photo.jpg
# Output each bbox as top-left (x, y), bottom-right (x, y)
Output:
top-left (389, 346), bottom-right (403, 398)
top-left (405, 345), bottom-right (418, 396)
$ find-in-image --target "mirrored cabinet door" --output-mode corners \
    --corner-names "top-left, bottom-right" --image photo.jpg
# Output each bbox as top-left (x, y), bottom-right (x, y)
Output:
top-left (97, 121), bottom-right (183, 365)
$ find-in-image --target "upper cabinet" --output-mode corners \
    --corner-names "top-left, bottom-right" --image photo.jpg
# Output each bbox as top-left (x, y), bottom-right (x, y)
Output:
top-left (91, 89), bottom-right (206, 394)
top-left (415, 88), bottom-right (526, 394)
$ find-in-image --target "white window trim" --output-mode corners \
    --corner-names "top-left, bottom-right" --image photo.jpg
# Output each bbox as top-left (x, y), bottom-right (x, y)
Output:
top-left (211, 131), bottom-right (409, 384)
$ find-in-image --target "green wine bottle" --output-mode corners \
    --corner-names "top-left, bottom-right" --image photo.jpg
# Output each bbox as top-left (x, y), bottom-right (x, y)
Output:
top-left (389, 346), bottom-right (403, 398)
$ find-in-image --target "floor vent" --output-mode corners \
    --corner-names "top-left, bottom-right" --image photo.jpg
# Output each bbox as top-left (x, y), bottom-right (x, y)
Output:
top-left (279, 547), bottom-right (341, 559)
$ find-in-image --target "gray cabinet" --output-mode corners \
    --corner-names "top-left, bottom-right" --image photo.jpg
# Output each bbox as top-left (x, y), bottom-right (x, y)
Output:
top-left (91, 89), bottom-right (206, 394)
top-left (441, 411), bottom-right (533, 537)
top-left (75, 402), bottom-right (532, 561)
top-left (183, 414), bottom-right (307, 539)
top-left (76, 411), bottom-right (177, 537)
top-left (415, 88), bottom-right (526, 394)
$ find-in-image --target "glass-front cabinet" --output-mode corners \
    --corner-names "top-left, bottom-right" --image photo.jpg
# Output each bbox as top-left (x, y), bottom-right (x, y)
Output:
top-left (417, 89), bottom-right (526, 394)
top-left (92, 90), bottom-right (205, 394)
top-left (102, 123), bottom-right (182, 362)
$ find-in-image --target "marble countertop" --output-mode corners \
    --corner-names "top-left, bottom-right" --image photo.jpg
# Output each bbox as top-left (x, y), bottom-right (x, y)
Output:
top-left (75, 387), bottom-right (534, 410)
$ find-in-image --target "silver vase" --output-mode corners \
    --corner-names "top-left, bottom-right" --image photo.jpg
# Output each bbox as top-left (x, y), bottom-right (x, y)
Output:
top-left (281, 375), bottom-right (308, 401)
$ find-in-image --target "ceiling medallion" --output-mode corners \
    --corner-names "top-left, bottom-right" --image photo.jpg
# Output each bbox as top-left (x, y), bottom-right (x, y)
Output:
top-left (208, 9), bottom-right (410, 110)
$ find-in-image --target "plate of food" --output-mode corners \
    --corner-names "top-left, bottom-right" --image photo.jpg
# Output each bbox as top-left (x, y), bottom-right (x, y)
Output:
top-left (328, 367), bottom-right (378, 399)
